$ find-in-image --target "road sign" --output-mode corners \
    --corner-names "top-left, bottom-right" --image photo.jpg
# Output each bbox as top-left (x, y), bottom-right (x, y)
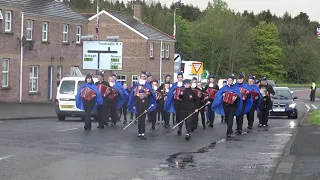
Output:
top-left (83, 41), bottom-right (123, 70)
top-left (174, 53), bottom-right (181, 73)
top-left (191, 62), bottom-right (203, 74)
top-left (202, 70), bottom-right (209, 78)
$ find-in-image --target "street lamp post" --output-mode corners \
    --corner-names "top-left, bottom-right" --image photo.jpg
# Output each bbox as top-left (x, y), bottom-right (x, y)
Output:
top-left (173, 8), bottom-right (179, 39)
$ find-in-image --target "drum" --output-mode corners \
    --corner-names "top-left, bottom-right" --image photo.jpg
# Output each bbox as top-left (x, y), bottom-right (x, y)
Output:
top-left (156, 91), bottom-right (162, 101)
top-left (223, 91), bottom-right (238, 104)
top-left (134, 85), bottom-right (150, 96)
top-left (108, 87), bottom-right (119, 100)
top-left (81, 87), bottom-right (96, 101)
top-left (192, 88), bottom-right (202, 98)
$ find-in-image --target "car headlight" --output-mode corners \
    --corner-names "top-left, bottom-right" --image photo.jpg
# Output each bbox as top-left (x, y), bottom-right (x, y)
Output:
top-left (289, 103), bottom-right (296, 108)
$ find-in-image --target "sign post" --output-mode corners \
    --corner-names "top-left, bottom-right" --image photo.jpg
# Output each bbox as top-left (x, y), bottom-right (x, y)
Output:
top-left (82, 41), bottom-right (123, 70)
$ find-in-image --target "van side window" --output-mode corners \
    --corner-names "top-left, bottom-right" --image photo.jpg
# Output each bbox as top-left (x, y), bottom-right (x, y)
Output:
top-left (59, 80), bottom-right (75, 94)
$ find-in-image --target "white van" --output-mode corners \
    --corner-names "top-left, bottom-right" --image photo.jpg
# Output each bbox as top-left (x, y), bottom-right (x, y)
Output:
top-left (55, 76), bottom-right (98, 121)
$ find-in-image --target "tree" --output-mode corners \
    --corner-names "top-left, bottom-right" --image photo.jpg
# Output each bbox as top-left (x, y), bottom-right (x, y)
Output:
top-left (175, 16), bottom-right (195, 60)
top-left (252, 21), bottom-right (284, 82)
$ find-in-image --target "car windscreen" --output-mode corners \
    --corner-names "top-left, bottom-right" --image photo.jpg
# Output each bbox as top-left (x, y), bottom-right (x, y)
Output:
top-left (273, 89), bottom-right (292, 100)
top-left (77, 81), bottom-right (85, 90)
top-left (59, 80), bottom-right (75, 94)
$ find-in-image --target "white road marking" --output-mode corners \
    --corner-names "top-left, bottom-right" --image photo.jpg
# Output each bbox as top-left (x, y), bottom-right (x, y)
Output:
top-left (305, 104), bottom-right (311, 111)
top-left (57, 128), bottom-right (78, 132)
top-left (258, 153), bottom-right (282, 155)
top-left (0, 155), bottom-right (15, 161)
top-left (274, 133), bottom-right (292, 136)
top-left (311, 104), bottom-right (318, 109)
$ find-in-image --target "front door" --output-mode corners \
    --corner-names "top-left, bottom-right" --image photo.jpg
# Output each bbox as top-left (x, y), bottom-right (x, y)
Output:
top-left (47, 66), bottom-right (53, 100)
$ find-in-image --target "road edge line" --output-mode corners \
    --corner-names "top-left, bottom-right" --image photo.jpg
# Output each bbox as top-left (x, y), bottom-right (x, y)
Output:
top-left (0, 116), bottom-right (57, 121)
top-left (272, 99), bottom-right (309, 180)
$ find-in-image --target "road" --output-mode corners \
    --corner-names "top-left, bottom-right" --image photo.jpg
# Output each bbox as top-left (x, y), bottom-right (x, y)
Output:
top-left (0, 90), bottom-right (309, 180)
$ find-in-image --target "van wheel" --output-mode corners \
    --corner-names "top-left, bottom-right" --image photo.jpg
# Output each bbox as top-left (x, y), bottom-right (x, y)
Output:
top-left (58, 115), bottom-right (66, 121)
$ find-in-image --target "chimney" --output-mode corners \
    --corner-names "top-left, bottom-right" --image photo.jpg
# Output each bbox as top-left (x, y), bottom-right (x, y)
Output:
top-left (133, 0), bottom-right (142, 21)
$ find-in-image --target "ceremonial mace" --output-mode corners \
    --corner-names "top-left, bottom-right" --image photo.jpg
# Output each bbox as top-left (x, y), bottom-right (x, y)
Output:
top-left (123, 104), bottom-right (155, 130)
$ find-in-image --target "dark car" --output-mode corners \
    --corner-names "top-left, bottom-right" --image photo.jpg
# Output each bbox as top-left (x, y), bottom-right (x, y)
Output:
top-left (269, 87), bottom-right (298, 119)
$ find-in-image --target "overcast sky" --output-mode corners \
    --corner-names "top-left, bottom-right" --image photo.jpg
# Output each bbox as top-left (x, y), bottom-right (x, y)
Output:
top-left (158, 0), bottom-right (319, 22)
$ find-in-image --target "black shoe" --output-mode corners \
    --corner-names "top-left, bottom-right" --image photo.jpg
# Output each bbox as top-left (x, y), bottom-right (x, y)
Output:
top-left (227, 134), bottom-right (231, 138)
top-left (191, 128), bottom-right (195, 132)
top-left (84, 127), bottom-right (91, 131)
top-left (206, 121), bottom-right (210, 124)
top-left (104, 123), bottom-right (109, 126)
top-left (258, 124), bottom-right (262, 127)
top-left (266, 124), bottom-right (268, 127)
top-left (151, 126), bottom-right (155, 130)
top-left (177, 130), bottom-right (182, 135)
top-left (209, 124), bottom-right (214, 128)
top-left (236, 130), bottom-right (242, 135)
top-left (123, 120), bottom-right (127, 124)
top-left (185, 134), bottom-right (191, 140)
top-left (97, 125), bottom-right (104, 129)
top-left (248, 126), bottom-right (253, 129)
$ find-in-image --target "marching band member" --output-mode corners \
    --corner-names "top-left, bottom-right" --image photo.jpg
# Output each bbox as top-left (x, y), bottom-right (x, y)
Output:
top-left (258, 76), bottom-right (274, 126)
top-left (159, 74), bottom-right (172, 89)
top-left (178, 79), bottom-right (200, 140)
top-left (162, 83), bottom-right (171, 128)
top-left (259, 88), bottom-right (272, 127)
top-left (112, 74), bottom-right (129, 121)
top-left (105, 76), bottom-right (125, 126)
top-left (246, 76), bottom-right (262, 129)
top-left (120, 82), bottom-right (130, 124)
top-left (196, 81), bottom-right (207, 129)
top-left (212, 75), bottom-right (243, 138)
top-left (204, 74), bottom-right (219, 127)
top-left (147, 73), bottom-right (153, 122)
top-left (164, 72), bottom-right (184, 126)
top-left (191, 78), bottom-right (205, 131)
top-left (220, 80), bottom-right (227, 123)
top-left (95, 72), bottom-right (109, 128)
top-left (136, 89), bottom-right (149, 140)
top-left (150, 80), bottom-right (160, 130)
top-left (235, 73), bottom-right (253, 134)
top-left (76, 74), bottom-right (103, 131)
top-left (128, 72), bottom-right (157, 120)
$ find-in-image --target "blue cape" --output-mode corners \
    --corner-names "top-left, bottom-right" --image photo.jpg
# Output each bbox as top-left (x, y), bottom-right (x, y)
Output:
top-left (116, 80), bottom-right (129, 101)
top-left (76, 83), bottom-right (103, 110)
top-left (164, 82), bottom-right (184, 113)
top-left (113, 82), bottom-right (125, 109)
top-left (128, 82), bottom-right (157, 114)
top-left (235, 83), bottom-right (253, 114)
top-left (211, 85), bottom-right (243, 116)
top-left (247, 84), bottom-right (262, 111)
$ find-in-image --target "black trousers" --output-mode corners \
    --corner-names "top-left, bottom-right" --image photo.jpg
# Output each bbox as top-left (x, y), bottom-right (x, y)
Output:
top-left (163, 111), bottom-right (170, 126)
top-left (147, 112), bottom-right (152, 122)
top-left (97, 97), bottom-right (108, 126)
top-left (106, 105), bottom-right (117, 124)
top-left (247, 102), bottom-right (256, 127)
top-left (119, 104), bottom-right (128, 120)
top-left (223, 103), bottom-right (237, 135)
top-left (193, 108), bottom-right (205, 129)
top-left (179, 110), bottom-right (193, 134)
top-left (259, 110), bottom-right (269, 125)
top-left (138, 112), bottom-right (146, 134)
top-left (151, 110), bottom-right (157, 127)
top-left (310, 90), bottom-right (316, 101)
top-left (157, 102), bottom-right (164, 122)
top-left (207, 102), bottom-right (215, 125)
top-left (83, 98), bottom-right (94, 129)
top-left (174, 103), bottom-right (181, 126)
top-left (235, 101), bottom-right (246, 131)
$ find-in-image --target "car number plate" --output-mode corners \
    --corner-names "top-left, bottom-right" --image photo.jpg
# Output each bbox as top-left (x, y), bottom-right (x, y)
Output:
top-left (60, 105), bottom-right (74, 109)
top-left (273, 108), bottom-right (285, 112)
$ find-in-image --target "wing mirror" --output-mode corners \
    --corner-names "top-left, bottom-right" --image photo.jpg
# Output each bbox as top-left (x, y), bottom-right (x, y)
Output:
top-left (290, 91), bottom-right (294, 94)
top-left (293, 96), bottom-right (298, 99)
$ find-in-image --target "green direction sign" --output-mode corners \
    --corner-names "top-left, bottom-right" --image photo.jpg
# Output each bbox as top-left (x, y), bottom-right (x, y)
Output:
top-left (202, 70), bottom-right (209, 78)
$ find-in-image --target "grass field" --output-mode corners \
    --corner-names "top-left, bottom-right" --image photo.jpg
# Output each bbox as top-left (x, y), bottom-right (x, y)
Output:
top-left (277, 84), bottom-right (314, 88)
top-left (308, 110), bottom-right (320, 125)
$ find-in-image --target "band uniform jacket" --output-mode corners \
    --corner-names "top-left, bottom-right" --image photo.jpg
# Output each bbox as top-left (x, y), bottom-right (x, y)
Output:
top-left (179, 88), bottom-right (200, 111)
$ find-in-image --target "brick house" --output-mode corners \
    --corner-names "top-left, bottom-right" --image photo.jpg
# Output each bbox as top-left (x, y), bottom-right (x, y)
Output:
top-left (0, 0), bottom-right (88, 103)
top-left (82, 1), bottom-right (175, 86)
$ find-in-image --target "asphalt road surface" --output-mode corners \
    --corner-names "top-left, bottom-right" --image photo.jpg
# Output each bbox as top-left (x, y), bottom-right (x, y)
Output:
top-left (0, 91), bottom-right (308, 180)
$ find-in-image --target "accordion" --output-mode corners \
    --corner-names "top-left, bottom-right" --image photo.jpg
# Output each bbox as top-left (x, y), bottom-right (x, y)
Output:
top-left (239, 87), bottom-right (250, 100)
top-left (173, 87), bottom-right (184, 101)
top-left (134, 85), bottom-right (150, 97)
top-left (223, 91), bottom-right (238, 105)
top-left (251, 91), bottom-right (259, 102)
top-left (81, 87), bottom-right (96, 101)
top-left (108, 87), bottom-right (119, 100)
top-left (202, 92), bottom-right (209, 103)
top-left (206, 88), bottom-right (218, 100)
top-left (193, 88), bottom-right (203, 98)
top-left (96, 84), bottom-right (111, 97)
top-left (155, 91), bottom-right (163, 101)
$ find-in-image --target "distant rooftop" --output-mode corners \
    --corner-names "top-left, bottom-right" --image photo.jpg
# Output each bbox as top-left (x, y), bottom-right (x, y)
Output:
top-left (0, 0), bottom-right (87, 22)
top-left (82, 10), bottom-right (175, 42)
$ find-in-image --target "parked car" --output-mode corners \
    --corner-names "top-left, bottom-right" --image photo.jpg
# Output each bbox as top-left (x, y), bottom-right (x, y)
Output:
top-left (55, 76), bottom-right (99, 121)
top-left (267, 80), bottom-right (277, 87)
top-left (269, 87), bottom-right (298, 119)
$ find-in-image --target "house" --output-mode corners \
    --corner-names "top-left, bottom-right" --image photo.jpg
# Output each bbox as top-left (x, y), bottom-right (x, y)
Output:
top-left (82, 1), bottom-right (175, 86)
top-left (0, 0), bottom-right (88, 103)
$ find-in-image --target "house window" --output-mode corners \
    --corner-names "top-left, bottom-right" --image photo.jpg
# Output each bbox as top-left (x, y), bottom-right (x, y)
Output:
top-left (76, 26), bottom-right (81, 44)
top-left (0, 10), bottom-right (3, 20)
top-left (161, 43), bottom-right (164, 58)
top-left (132, 75), bottom-right (138, 87)
top-left (165, 44), bottom-right (170, 58)
top-left (26, 20), bottom-right (33, 40)
top-left (57, 66), bottom-right (62, 86)
top-left (150, 43), bottom-right (154, 58)
top-left (29, 66), bottom-right (39, 92)
top-left (63, 24), bottom-right (69, 43)
top-left (116, 75), bottom-right (127, 85)
top-left (42, 22), bottom-right (48, 41)
top-left (5, 10), bottom-right (12, 32)
top-left (2, 59), bottom-right (9, 87)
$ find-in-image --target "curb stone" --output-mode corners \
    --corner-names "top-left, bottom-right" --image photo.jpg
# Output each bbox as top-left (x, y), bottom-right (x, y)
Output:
top-left (272, 100), bottom-right (309, 180)
top-left (0, 116), bottom-right (57, 121)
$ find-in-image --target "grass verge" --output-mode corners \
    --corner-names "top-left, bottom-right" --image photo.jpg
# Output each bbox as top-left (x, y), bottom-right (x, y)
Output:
top-left (277, 84), bottom-right (313, 88)
top-left (308, 110), bottom-right (320, 125)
